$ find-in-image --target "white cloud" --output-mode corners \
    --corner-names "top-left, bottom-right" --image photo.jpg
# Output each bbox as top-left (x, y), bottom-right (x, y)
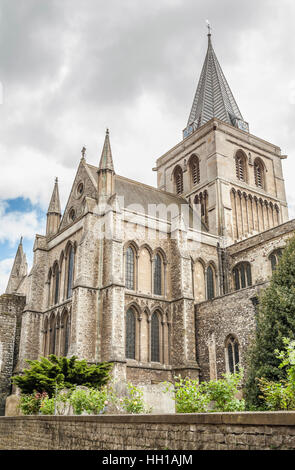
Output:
top-left (0, 200), bottom-right (45, 245)
top-left (0, 257), bottom-right (14, 294)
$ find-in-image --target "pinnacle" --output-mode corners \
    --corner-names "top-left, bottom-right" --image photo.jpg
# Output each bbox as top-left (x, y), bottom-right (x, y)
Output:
top-left (48, 177), bottom-right (61, 214)
top-left (99, 128), bottom-right (114, 172)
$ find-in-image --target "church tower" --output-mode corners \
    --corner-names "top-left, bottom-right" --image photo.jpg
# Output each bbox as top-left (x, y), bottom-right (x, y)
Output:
top-left (155, 27), bottom-right (288, 243)
top-left (5, 237), bottom-right (27, 294)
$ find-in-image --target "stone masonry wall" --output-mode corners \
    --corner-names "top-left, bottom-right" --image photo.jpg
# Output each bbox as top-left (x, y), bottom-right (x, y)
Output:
top-left (1, 412), bottom-right (295, 450)
top-left (195, 284), bottom-right (264, 381)
top-left (0, 294), bottom-right (26, 415)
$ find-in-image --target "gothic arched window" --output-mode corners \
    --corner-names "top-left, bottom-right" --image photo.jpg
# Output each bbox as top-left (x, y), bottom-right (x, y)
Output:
top-left (49, 314), bottom-right (56, 355)
top-left (254, 158), bottom-right (265, 189)
top-left (174, 166), bottom-right (183, 195)
top-left (226, 336), bottom-right (240, 374)
top-left (66, 245), bottom-right (75, 299)
top-left (269, 249), bottom-right (283, 272)
top-left (151, 312), bottom-right (160, 362)
top-left (233, 262), bottom-right (252, 291)
top-left (207, 265), bottom-right (215, 300)
top-left (189, 155), bottom-right (200, 186)
top-left (154, 253), bottom-right (162, 295)
top-left (125, 246), bottom-right (135, 290)
top-left (53, 263), bottom-right (60, 305)
top-left (125, 308), bottom-right (136, 359)
top-left (235, 151), bottom-right (247, 182)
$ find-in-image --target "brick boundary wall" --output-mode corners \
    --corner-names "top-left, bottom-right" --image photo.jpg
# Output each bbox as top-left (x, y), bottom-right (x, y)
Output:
top-left (1, 412), bottom-right (295, 450)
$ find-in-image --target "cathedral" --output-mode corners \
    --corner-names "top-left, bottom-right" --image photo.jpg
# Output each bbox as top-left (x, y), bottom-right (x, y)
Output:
top-left (0, 30), bottom-right (294, 414)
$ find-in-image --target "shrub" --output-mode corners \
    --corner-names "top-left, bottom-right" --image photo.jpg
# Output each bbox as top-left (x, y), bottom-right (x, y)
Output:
top-left (166, 370), bottom-right (245, 413)
top-left (19, 391), bottom-right (48, 415)
top-left (257, 338), bottom-right (295, 410)
top-left (245, 235), bottom-right (295, 409)
top-left (12, 355), bottom-right (113, 397)
top-left (120, 383), bottom-right (150, 414)
top-left (69, 387), bottom-right (112, 415)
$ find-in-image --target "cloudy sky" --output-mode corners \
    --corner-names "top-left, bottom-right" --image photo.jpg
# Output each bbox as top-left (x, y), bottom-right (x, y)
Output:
top-left (0, 0), bottom-right (295, 292)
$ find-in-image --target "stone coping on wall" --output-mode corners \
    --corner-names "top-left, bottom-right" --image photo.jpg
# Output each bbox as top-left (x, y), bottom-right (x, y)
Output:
top-left (1, 411), bottom-right (295, 426)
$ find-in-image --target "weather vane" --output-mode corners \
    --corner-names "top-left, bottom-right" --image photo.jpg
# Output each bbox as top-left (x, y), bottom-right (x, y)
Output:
top-left (206, 19), bottom-right (212, 36)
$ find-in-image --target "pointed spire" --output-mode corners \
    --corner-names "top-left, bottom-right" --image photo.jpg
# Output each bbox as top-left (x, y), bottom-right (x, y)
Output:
top-left (5, 237), bottom-right (28, 294)
top-left (99, 128), bottom-right (114, 172)
top-left (97, 129), bottom-right (115, 197)
top-left (46, 178), bottom-right (61, 236)
top-left (48, 177), bottom-right (61, 215)
top-left (183, 26), bottom-right (248, 138)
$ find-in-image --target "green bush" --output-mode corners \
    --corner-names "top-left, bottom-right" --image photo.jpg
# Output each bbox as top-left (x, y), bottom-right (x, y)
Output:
top-left (245, 235), bottom-right (295, 409)
top-left (121, 383), bottom-right (150, 414)
top-left (69, 387), bottom-right (111, 415)
top-left (257, 338), bottom-right (295, 410)
top-left (19, 391), bottom-right (48, 415)
top-left (166, 371), bottom-right (245, 413)
top-left (12, 355), bottom-right (113, 397)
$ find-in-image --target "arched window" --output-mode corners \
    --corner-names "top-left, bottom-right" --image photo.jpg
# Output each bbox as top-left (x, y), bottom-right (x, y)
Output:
top-left (66, 245), bottom-right (75, 299)
top-left (189, 155), bottom-right (200, 186)
top-left (154, 253), bottom-right (162, 295)
top-left (207, 265), bottom-right (215, 300)
top-left (49, 314), bottom-right (56, 355)
top-left (233, 262), bottom-right (252, 290)
top-left (226, 336), bottom-right (240, 374)
top-left (151, 312), bottom-right (160, 362)
top-left (125, 246), bottom-right (135, 290)
top-left (53, 263), bottom-right (60, 305)
top-left (235, 151), bottom-right (247, 182)
top-left (254, 159), bottom-right (265, 189)
top-left (269, 249), bottom-right (283, 272)
top-left (63, 311), bottom-right (71, 356)
top-left (126, 308), bottom-right (136, 359)
top-left (174, 166), bottom-right (183, 195)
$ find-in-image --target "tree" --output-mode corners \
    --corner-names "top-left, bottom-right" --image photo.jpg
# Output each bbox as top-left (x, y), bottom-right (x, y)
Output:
top-left (245, 235), bottom-right (295, 409)
top-left (12, 355), bottom-right (113, 397)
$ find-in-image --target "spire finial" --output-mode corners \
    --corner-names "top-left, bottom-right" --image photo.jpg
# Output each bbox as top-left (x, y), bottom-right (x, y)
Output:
top-left (206, 19), bottom-right (211, 37)
top-left (81, 146), bottom-right (86, 160)
top-left (20, 236), bottom-right (23, 245)
top-left (55, 177), bottom-right (58, 183)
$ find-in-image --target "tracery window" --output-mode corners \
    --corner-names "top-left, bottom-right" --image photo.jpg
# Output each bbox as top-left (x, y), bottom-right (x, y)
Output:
top-left (269, 249), bottom-right (283, 272)
top-left (235, 151), bottom-right (247, 182)
top-left (207, 265), bottom-right (215, 300)
top-left (174, 166), bottom-right (183, 195)
top-left (151, 312), bottom-right (160, 362)
top-left (53, 263), bottom-right (60, 305)
top-left (125, 308), bottom-right (136, 359)
top-left (66, 245), bottom-right (75, 299)
top-left (254, 159), bottom-right (265, 189)
top-left (153, 253), bottom-right (162, 295)
top-left (189, 155), bottom-right (200, 186)
top-left (125, 246), bottom-right (135, 290)
top-left (226, 336), bottom-right (240, 374)
top-left (233, 262), bottom-right (252, 290)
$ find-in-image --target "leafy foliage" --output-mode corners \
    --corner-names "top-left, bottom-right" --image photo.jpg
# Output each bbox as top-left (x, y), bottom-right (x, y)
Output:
top-left (245, 235), bottom-right (295, 409)
top-left (12, 355), bottom-right (113, 397)
top-left (166, 371), bottom-right (245, 413)
top-left (69, 387), bottom-right (111, 415)
top-left (121, 383), bottom-right (150, 414)
top-left (257, 338), bottom-right (295, 410)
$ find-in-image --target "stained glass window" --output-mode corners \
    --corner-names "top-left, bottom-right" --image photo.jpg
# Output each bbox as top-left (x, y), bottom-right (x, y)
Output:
top-left (151, 312), bottom-right (160, 362)
top-left (54, 264), bottom-right (59, 305)
top-left (154, 254), bottom-right (162, 295)
top-left (227, 336), bottom-right (240, 374)
top-left (125, 247), bottom-right (135, 290)
top-left (207, 266), bottom-right (215, 300)
top-left (126, 308), bottom-right (136, 359)
top-left (233, 263), bottom-right (252, 291)
top-left (67, 246), bottom-right (74, 299)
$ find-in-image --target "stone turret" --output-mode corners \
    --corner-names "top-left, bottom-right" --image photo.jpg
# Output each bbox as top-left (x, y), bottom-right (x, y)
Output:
top-left (97, 129), bottom-right (115, 198)
top-left (46, 177), bottom-right (61, 236)
top-left (5, 237), bottom-right (28, 294)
